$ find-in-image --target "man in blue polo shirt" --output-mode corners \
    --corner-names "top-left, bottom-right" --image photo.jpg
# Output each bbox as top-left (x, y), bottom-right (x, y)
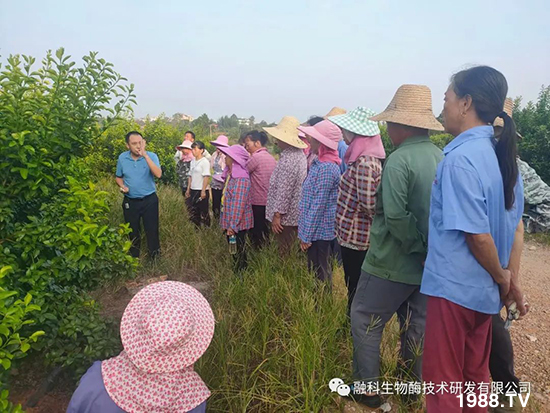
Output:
top-left (116, 131), bottom-right (162, 259)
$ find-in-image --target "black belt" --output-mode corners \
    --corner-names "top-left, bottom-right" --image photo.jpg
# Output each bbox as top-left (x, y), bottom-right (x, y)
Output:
top-left (125, 193), bottom-right (156, 202)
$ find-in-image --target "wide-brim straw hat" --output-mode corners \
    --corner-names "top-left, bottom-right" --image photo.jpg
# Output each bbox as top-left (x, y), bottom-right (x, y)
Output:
top-left (494, 98), bottom-right (522, 139)
top-left (324, 107), bottom-right (347, 119)
top-left (263, 116), bottom-right (307, 149)
top-left (370, 85), bottom-right (444, 131)
top-left (102, 281), bottom-right (215, 412)
top-left (329, 107), bottom-right (381, 136)
top-left (210, 134), bottom-right (229, 148)
top-left (298, 120), bottom-right (342, 151)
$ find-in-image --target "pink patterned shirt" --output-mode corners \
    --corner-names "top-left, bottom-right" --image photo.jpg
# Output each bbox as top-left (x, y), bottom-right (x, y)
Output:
top-left (246, 147), bottom-right (277, 206)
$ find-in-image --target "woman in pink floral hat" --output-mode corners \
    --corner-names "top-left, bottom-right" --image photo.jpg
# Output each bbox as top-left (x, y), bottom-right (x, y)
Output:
top-left (67, 281), bottom-right (215, 413)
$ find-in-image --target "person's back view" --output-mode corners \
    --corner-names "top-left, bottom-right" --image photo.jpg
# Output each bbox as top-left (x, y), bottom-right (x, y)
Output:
top-left (243, 130), bottom-right (277, 248)
top-left (67, 281), bottom-right (215, 413)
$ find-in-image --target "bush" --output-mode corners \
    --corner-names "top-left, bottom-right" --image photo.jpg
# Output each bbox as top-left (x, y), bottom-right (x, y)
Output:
top-left (0, 48), bottom-right (138, 397)
top-left (430, 133), bottom-right (453, 150)
top-left (0, 266), bottom-right (44, 411)
top-left (0, 49), bottom-right (136, 232)
top-left (515, 86), bottom-right (550, 183)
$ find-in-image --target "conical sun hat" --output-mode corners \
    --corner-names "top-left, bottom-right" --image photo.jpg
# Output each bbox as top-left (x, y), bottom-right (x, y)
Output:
top-left (329, 107), bottom-right (381, 136)
top-left (324, 107), bottom-right (347, 119)
top-left (263, 116), bottom-right (307, 149)
top-left (370, 85), bottom-right (444, 131)
top-left (494, 98), bottom-right (522, 139)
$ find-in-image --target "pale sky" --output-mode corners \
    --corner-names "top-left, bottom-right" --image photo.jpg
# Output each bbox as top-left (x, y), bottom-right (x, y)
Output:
top-left (2, 0), bottom-right (549, 123)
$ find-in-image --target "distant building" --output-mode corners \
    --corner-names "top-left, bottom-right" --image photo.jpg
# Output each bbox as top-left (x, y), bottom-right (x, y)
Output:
top-left (238, 117), bottom-right (252, 126)
top-left (176, 113), bottom-right (194, 122)
top-left (135, 113), bottom-right (194, 124)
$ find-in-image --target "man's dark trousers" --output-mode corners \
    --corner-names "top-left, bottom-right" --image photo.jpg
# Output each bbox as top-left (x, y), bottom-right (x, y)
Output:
top-left (122, 193), bottom-right (160, 259)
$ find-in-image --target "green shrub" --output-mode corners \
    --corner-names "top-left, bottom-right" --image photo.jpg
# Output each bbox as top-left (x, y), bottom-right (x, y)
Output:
top-left (430, 133), bottom-right (453, 150)
top-left (0, 48), bottom-right (136, 232)
top-left (0, 48), bottom-right (137, 390)
top-left (515, 86), bottom-right (550, 183)
top-left (0, 266), bottom-right (44, 411)
top-left (0, 175), bottom-right (135, 375)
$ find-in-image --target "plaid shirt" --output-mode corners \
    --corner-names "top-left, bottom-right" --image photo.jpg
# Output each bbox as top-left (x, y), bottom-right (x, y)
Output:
top-left (336, 155), bottom-right (382, 250)
top-left (298, 159), bottom-right (341, 243)
top-left (220, 177), bottom-right (254, 233)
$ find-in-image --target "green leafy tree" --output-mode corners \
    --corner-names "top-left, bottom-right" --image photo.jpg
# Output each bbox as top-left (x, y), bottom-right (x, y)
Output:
top-left (0, 48), bottom-right (136, 232)
top-left (515, 86), bottom-right (550, 183)
top-left (0, 48), bottom-right (137, 392)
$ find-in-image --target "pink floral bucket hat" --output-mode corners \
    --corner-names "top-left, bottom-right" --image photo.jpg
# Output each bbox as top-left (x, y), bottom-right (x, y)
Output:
top-left (102, 281), bottom-right (215, 412)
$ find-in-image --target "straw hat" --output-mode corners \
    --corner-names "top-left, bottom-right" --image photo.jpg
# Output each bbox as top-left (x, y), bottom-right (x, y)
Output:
top-left (263, 116), bottom-right (307, 149)
top-left (298, 120), bottom-right (342, 151)
top-left (210, 134), bottom-right (229, 148)
top-left (370, 85), bottom-right (444, 131)
top-left (102, 281), bottom-right (215, 412)
top-left (493, 98), bottom-right (522, 139)
top-left (324, 107), bottom-right (347, 119)
top-left (329, 107), bottom-right (381, 136)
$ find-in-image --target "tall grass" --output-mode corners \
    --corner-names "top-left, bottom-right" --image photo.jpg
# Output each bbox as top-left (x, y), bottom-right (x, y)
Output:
top-left (98, 178), bottom-right (424, 412)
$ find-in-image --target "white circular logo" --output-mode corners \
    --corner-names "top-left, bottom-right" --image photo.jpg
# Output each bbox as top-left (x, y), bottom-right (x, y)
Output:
top-left (329, 378), bottom-right (344, 392)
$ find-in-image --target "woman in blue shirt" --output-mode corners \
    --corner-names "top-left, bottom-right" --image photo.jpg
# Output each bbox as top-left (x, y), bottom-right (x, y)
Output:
top-left (420, 66), bottom-right (526, 412)
top-left (297, 120), bottom-right (342, 287)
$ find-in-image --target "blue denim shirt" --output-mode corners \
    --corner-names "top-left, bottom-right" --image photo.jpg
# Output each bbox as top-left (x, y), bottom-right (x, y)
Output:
top-left (420, 126), bottom-right (524, 314)
top-left (338, 140), bottom-right (349, 174)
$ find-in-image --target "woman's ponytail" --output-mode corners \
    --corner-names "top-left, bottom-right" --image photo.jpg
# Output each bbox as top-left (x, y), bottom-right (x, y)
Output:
top-left (494, 112), bottom-right (518, 210)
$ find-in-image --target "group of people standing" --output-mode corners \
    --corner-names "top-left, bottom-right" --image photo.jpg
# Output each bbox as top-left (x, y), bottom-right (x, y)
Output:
top-left (108, 64), bottom-right (528, 412)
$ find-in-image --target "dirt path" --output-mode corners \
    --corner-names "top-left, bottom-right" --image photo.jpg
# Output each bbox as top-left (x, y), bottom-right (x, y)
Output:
top-left (10, 241), bottom-right (550, 412)
top-left (509, 241), bottom-right (550, 409)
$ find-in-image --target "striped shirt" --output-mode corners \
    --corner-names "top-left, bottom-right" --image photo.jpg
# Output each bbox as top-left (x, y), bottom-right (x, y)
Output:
top-left (220, 177), bottom-right (254, 232)
top-left (266, 147), bottom-right (307, 226)
top-left (336, 155), bottom-right (382, 250)
top-left (247, 147), bottom-right (277, 206)
top-left (298, 159), bottom-right (341, 243)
